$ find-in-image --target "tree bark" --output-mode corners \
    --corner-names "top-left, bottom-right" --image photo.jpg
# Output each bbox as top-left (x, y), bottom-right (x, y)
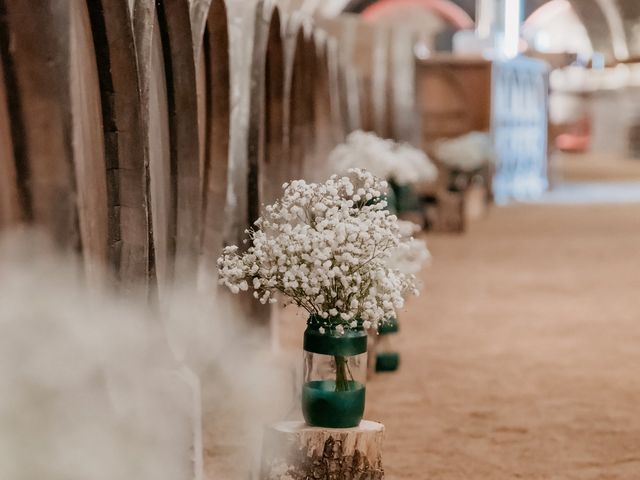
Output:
top-left (261, 420), bottom-right (384, 479)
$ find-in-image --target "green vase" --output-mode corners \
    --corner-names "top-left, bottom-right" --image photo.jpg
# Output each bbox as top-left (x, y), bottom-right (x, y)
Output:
top-left (375, 352), bottom-right (400, 372)
top-left (389, 180), bottom-right (419, 214)
top-left (302, 323), bottom-right (368, 428)
top-left (376, 317), bottom-right (400, 373)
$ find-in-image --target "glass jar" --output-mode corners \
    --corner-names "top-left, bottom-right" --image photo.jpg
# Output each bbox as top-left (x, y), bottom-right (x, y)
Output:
top-left (302, 323), bottom-right (367, 428)
top-left (375, 317), bottom-right (400, 372)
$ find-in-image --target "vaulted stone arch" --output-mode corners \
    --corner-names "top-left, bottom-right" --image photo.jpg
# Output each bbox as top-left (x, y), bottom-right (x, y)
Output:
top-left (613, 0), bottom-right (640, 58)
top-left (342, 0), bottom-right (632, 62)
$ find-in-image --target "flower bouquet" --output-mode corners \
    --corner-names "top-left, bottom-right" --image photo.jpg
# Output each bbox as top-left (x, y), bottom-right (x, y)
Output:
top-left (218, 169), bottom-right (417, 427)
top-left (329, 131), bottom-right (438, 213)
top-left (434, 132), bottom-right (495, 192)
top-left (376, 220), bottom-right (431, 373)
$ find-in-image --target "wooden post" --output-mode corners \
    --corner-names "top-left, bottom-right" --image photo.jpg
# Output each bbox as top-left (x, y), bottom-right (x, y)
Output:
top-left (261, 420), bottom-right (385, 479)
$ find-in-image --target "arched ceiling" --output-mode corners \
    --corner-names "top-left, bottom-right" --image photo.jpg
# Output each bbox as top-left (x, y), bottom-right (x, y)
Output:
top-left (328, 0), bottom-right (640, 61)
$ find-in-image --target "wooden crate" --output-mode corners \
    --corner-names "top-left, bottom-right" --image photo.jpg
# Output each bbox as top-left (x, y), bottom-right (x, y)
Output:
top-left (415, 55), bottom-right (492, 145)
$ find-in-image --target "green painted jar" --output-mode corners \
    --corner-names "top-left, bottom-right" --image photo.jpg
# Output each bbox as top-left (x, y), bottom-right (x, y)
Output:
top-left (302, 322), bottom-right (368, 428)
top-left (376, 318), bottom-right (400, 373)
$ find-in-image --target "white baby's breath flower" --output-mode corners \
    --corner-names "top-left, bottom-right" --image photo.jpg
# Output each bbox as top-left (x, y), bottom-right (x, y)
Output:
top-left (329, 130), bottom-right (438, 185)
top-left (434, 131), bottom-right (495, 172)
top-left (217, 169), bottom-right (418, 332)
top-left (387, 220), bottom-right (431, 276)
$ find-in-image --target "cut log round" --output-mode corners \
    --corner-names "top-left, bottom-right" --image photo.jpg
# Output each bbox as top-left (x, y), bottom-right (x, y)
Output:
top-left (261, 420), bottom-right (385, 480)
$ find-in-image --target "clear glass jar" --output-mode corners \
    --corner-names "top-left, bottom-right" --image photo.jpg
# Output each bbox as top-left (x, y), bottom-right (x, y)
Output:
top-left (302, 324), bottom-right (367, 428)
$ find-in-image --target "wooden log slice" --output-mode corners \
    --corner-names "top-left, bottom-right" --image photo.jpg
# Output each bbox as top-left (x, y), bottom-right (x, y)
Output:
top-left (261, 420), bottom-right (385, 480)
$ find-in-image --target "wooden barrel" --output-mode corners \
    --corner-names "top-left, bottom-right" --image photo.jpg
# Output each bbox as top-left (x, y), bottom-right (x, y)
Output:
top-left (132, 3), bottom-right (173, 294)
top-left (312, 31), bottom-right (335, 179)
top-left (0, 43), bottom-right (23, 227)
top-left (70, 0), bottom-right (110, 285)
top-left (323, 34), bottom-right (348, 144)
top-left (0, 1), bottom-right (78, 248)
top-left (247, 1), bottom-right (285, 225)
top-left (191, 0), bottom-right (231, 276)
top-left (263, 6), bottom-right (286, 204)
top-left (388, 28), bottom-right (420, 144)
top-left (337, 54), bottom-right (362, 135)
top-left (369, 24), bottom-right (391, 138)
top-left (156, 0), bottom-right (201, 282)
top-left (320, 15), bottom-right (390, 137)
top-left (316, 16), bottom-right (362, 135)
top-left (87, 0), bottom-right (150, 288)
top-left (132, 0), bottom-right (202, 292)
top-left (1, 1), bottom-right (159, 288)
top-left (285, 20), bottom-right (316, 182)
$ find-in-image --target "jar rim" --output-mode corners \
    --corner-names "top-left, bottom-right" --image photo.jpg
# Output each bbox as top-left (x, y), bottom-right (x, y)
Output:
top-left (378, 317), bottom-right (399, 335)
top-left (304, 326), bottom-right (368, 356)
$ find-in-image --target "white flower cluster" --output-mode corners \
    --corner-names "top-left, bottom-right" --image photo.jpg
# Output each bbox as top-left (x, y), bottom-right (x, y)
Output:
top-left (434, 131), bottom-right (495, 172)
top-left (387, 220), bottom-right (431, 276)
top-left (217, 169), bottom-right (418, 333)
top-left (329, 130), bottom-right (438, 186)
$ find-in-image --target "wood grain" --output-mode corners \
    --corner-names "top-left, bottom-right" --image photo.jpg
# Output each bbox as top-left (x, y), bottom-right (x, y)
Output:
top-left (415, 56), bottom-right (492, 145)
top-left (193, 0), bottom-right (230, 275)
top-left (87, 0), bottom-right (150, 288)
top-left (157, 0), bottom-right (201, 282)
top-left (0, 0), bottom-right (78, 247)
top-left (0, 46), bottom-right (22, 227)
top-left (263, 6), bottom-right (285, 204)
top-left (286, 24), bottom-right (314, 181)
top-left (247, 2), bottom-right (285, 225)
top-left (313, 33), bottom-right (334, 180)
top-left (70, 0), bottom-right (109, 284)
top-left (147, 11), bottom-right (174, 294)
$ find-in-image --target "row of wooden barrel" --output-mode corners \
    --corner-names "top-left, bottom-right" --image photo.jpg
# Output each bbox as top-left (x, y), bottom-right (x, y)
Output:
top-left (0, 1), bottom-right (383, 295)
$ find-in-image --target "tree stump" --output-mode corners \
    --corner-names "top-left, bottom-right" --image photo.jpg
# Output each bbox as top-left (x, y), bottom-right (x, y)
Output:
top-left (260, 420), bottom-right (384, 479)
top-left (432, 190), bottom-right (465, 233)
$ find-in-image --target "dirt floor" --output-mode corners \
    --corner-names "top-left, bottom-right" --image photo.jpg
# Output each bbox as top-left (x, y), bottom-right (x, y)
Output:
top-left (551, 152), bottom-right (640, 183)
top-left (365, 202), bottom-right (640, 479)
top-left (221, 155), bottom-right (640, 480)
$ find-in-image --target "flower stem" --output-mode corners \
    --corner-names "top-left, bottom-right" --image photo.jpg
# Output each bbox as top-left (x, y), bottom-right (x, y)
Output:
top-left (334, 355), bottom-right (351, 392)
